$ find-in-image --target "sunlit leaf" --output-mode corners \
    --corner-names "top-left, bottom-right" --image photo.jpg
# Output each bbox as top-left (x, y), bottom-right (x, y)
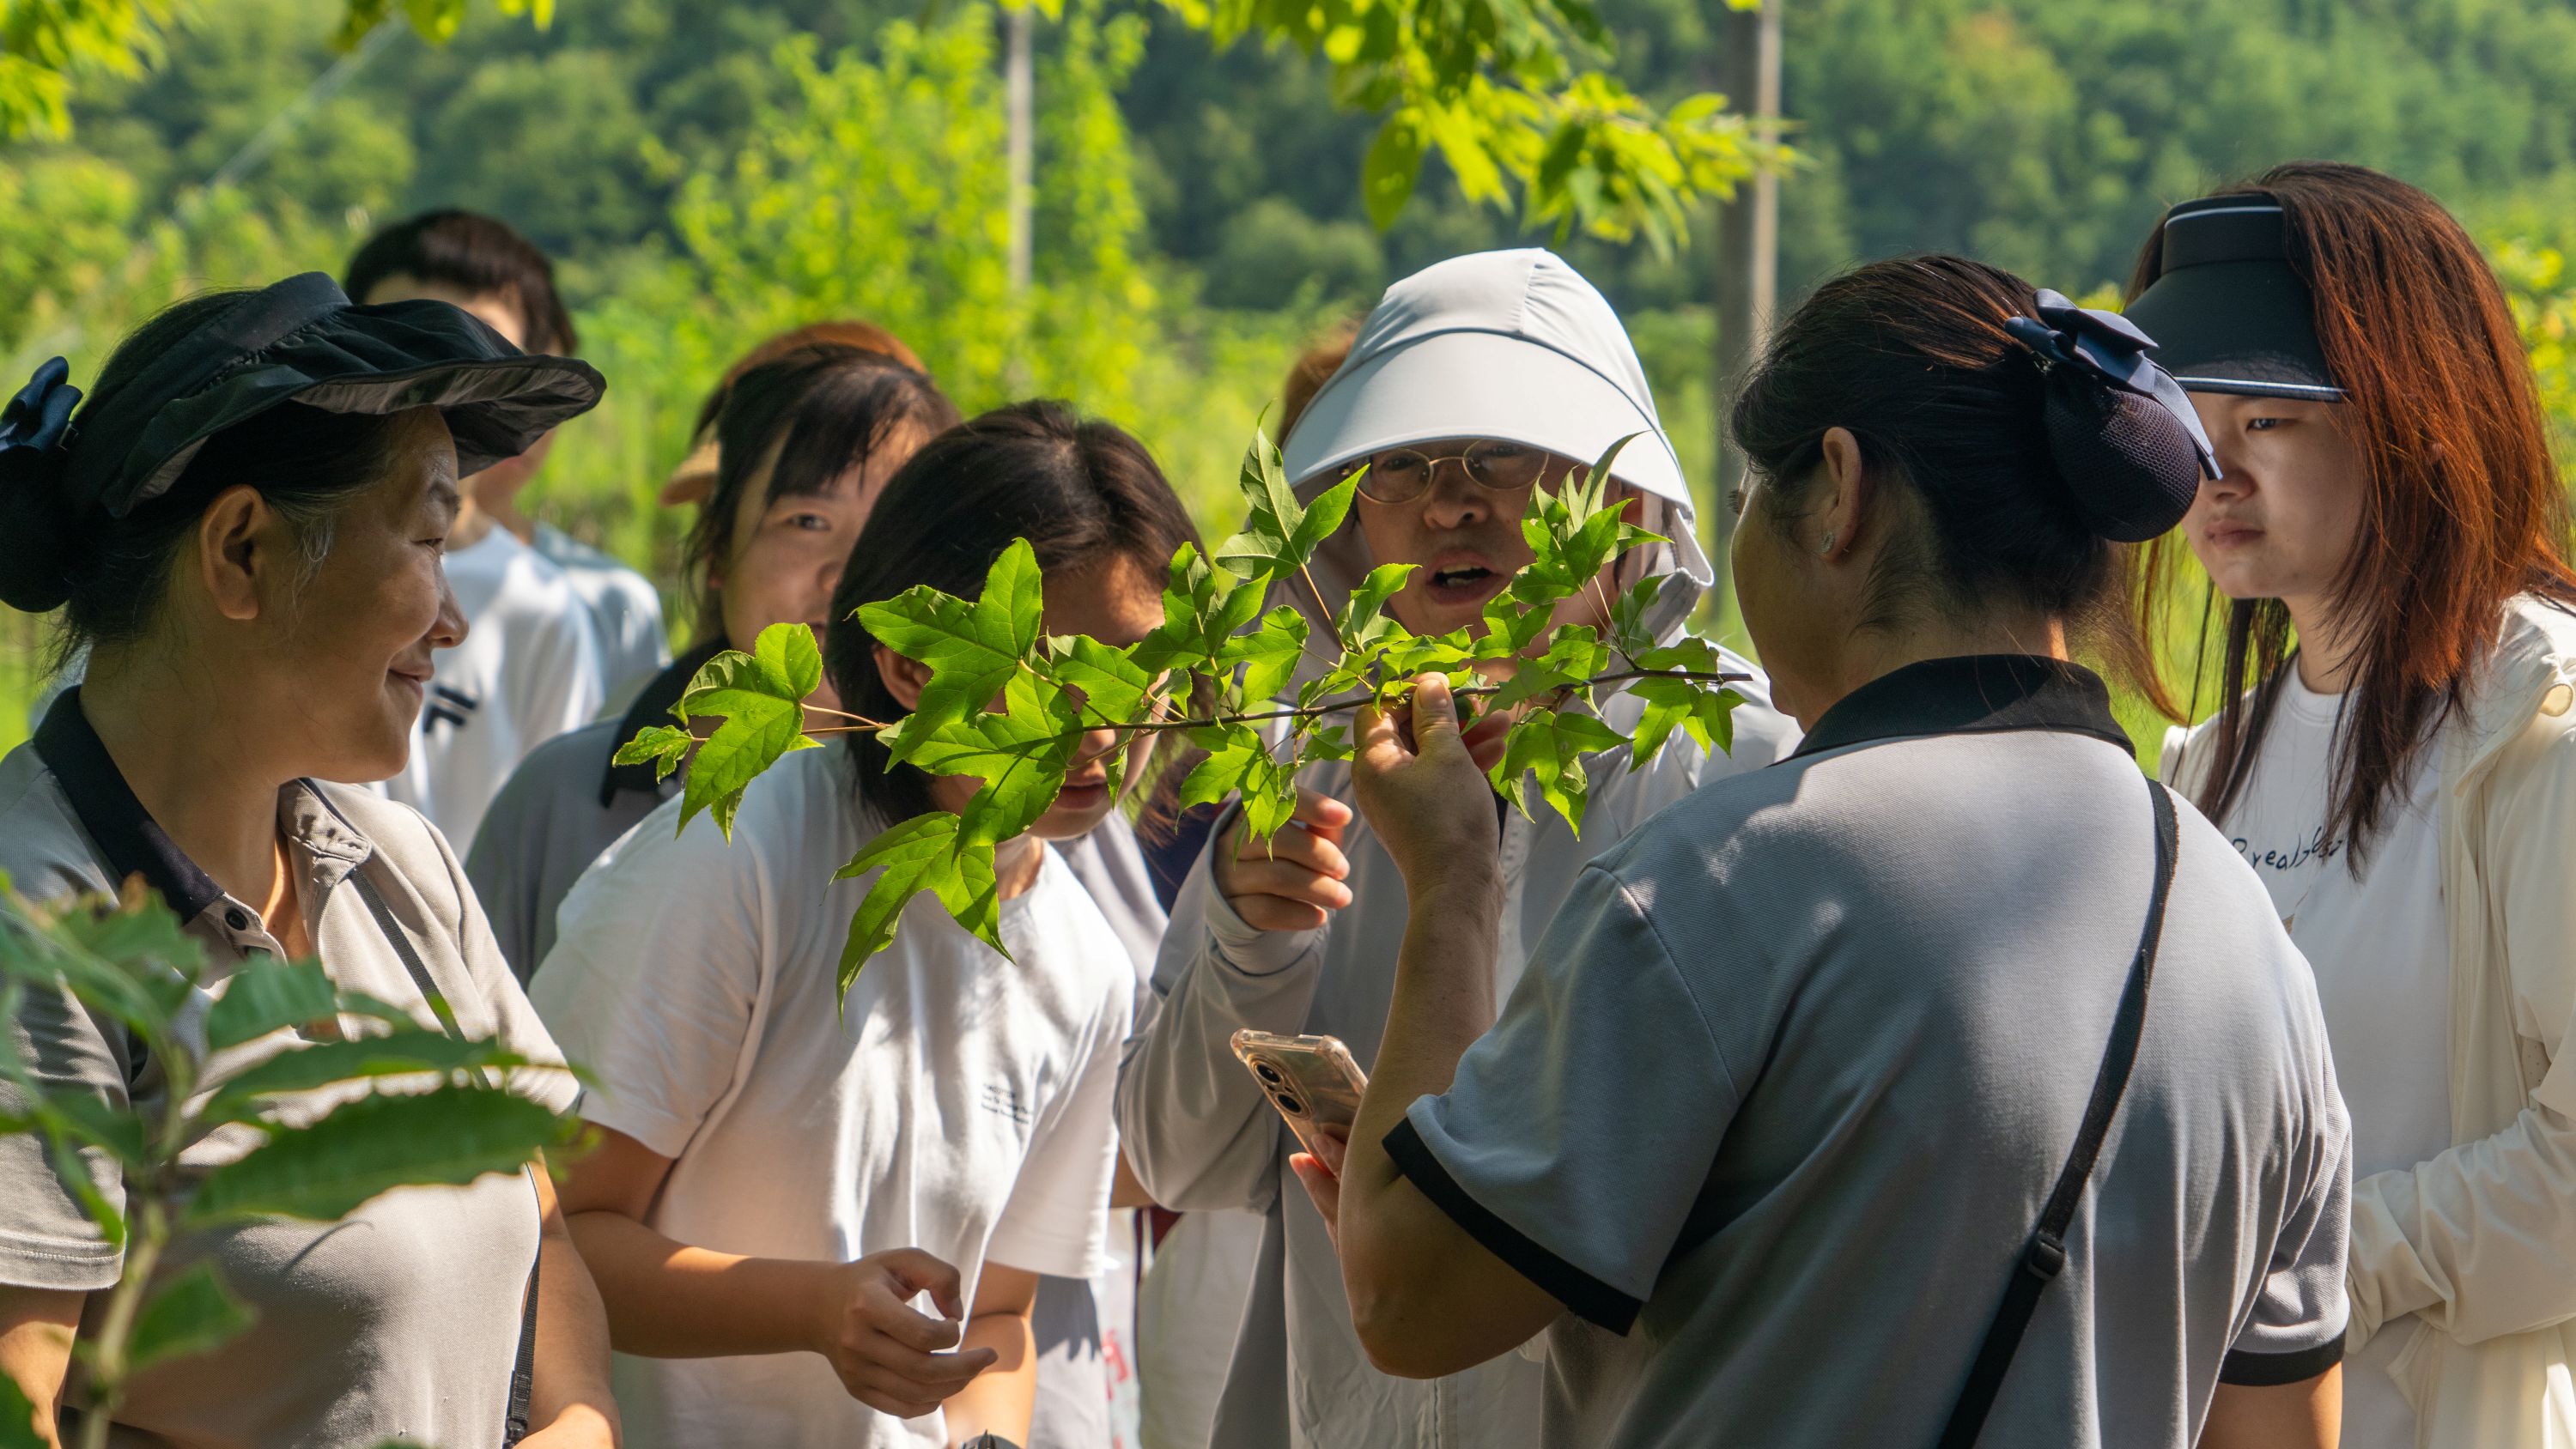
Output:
top-left (1054, 635), bottom-right (1153, 724)
top-left (1222, 607), bottom-right (1311, 704)
top-left (860, 540), bottom-right (1045, 760)
top-left (195, 1030), bottom-right (529, 1130)
top-left (186, 1086), bottom-right (563, 1226)
top-left (127, 1262), bottom-right (254, 1376)
top-left (671, 626), bottom-right (829, 840)
top-left (206, 958), bottom-right (337, 1052)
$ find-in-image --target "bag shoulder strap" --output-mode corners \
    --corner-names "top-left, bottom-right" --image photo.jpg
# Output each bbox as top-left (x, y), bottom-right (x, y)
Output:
top-left (1935, 779), bottom-right (2182, 1449)
top-left (347, 867), bottom-right (469, 1042)
top-left (347, 864), bottom-right (544, 1444)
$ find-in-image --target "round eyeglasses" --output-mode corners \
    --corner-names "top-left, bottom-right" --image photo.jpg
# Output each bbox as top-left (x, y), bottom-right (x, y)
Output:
top-left (1344, 439), bottom-right (1551, 504)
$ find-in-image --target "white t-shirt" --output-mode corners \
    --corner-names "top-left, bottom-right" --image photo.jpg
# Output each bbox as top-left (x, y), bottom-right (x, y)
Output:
top-left (532, 742), bottom-right (1133, 1449)
top-left (386, 527), bottom-right (605, 849)
top-left (532, 520), bottom-right (670, 702)
top-left (2215, 668), bottom-right (2451, 1449)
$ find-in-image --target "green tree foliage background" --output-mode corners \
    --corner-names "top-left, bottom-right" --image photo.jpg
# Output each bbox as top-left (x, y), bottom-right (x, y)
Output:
top-left (3, 0), bottom-right (2576, 747)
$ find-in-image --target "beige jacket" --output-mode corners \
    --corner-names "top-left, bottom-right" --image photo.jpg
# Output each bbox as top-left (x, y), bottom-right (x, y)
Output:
top-left (2165, 595), bottom-right (2576, 1447)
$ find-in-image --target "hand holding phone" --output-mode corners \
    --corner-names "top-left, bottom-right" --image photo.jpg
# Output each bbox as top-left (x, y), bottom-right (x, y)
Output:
top-left (1231, 1028), bottom-right (1368, 1162)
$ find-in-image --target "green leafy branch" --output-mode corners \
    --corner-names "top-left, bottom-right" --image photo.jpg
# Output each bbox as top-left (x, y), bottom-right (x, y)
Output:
top-left (617, 427), bottom-right (1745, 1001)
top-left (0, 879), bottom-right (574, 1449)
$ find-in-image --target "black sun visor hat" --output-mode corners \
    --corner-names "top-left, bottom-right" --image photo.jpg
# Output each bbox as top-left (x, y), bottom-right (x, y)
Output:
top-left (2122, 194), bottom-right (2345, 403)
top-left (40, 271), bottom-right (605, 520)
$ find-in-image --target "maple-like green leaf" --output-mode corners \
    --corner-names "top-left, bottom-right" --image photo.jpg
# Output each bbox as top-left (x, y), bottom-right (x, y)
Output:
top-left (1133, 543), bottom-right (1266, 676)
top-left (860, 540), bottom-right (1045, 761)
top-left (1180, 724), bottom-right (1298, 837)
top-left (1489, 707), bottom-right (1626, 832)
top-left (1054, 634), bottom-right (1153, 725)
top-left (1607, 573), bottom-right (1667, 656)
top-left (1627, 681), bottom-right (1745, 771)
top-left (896, 673), bottom-right (1084, 849)
top-left (1222, 607), bottom-right (1311, 705)
top-left (834, 813), bottom-right (1005, 989)
top-left (612, 724), bottom-right (695, 783)
top-left (1209, 430), bottom-right (1354, 585)
top-left (1335, 562), bottom-right (1418, 649)
top-left (669, 621), bottom-right (829, 840)
top-left (1486, 627), bottom-right (1610, 712)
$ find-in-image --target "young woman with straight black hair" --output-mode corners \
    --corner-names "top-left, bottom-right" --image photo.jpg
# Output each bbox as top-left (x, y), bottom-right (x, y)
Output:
top-left (1299, 256), bottom-right (2352, 1449)
top-left (535, 402), bottom-right (1195, 1449)
top-left (2136, 161), bottom-right (2576, 1449)
top-left (467, 343), bottom-right (958, 981)
top-left (0, 276), bottom-right (617, 1447)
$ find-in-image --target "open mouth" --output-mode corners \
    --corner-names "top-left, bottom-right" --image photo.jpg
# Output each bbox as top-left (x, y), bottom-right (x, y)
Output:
top-left (1426, 564), bottom-right (1502, 599)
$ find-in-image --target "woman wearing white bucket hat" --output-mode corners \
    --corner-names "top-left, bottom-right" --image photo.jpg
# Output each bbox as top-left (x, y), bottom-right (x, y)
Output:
top-left (1115, 250), bottom-right (1801, 1449)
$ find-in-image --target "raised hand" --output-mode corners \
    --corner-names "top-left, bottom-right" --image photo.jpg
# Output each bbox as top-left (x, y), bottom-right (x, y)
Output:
top-left (1213, 785), bottom-right (1354, 932)
top-left (1352, 674), bottom-right (1503, 894)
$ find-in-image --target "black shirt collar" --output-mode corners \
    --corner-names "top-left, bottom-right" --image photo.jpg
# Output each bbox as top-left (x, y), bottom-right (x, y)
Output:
top-left (1790, 654), bottom-right (2133, 761)
top-left (35, 688), bottom-right (229, 924)
top-left (599, 639), bottom-right (728, 807)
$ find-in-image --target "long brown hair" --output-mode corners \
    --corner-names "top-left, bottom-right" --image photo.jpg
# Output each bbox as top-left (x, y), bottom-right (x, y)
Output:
top-left (2134, 161), bottom-right (2576, 862)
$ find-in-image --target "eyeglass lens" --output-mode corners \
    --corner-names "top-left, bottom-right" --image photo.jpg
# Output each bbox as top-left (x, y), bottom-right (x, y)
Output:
top-left (1360, 440), bottom-right (1548, 501)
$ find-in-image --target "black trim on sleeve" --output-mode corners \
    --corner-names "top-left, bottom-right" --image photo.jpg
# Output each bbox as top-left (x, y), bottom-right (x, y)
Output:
top-left (2217, 1328), bottom-right (2345, 1386)
top-left (1381, 1117), bottom-right (1643, 1336)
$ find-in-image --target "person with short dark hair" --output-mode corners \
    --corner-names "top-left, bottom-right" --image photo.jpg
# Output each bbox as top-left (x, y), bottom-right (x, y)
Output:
top-left (1303, 256), bottom-right (2351, 1448)
top-left (2134, 161), bottom-right (2576, 1449)
top-left (347, 213), bottom-right (640, 845)
top-left (534, 403), bottom-right (1200, 1449)
top-left (0, 276), bottom-right (619, 1446)
top-left (465, 342), bottom-right (958, 983)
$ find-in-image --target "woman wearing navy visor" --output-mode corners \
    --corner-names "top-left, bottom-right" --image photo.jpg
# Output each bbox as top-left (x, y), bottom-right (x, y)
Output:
top-left (0, 276), bottom-right (619, 1447)
top-left (1297, 256), bottom-right (2351, 1447)
top-left (2134, 161), bottom-right (2576, 1449)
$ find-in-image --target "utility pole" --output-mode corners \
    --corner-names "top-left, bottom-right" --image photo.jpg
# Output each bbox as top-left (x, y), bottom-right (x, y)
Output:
top-left (1710, 0), bottom-right (1780, 589)
top-left (1005, 3), bottom-right (1036, 297)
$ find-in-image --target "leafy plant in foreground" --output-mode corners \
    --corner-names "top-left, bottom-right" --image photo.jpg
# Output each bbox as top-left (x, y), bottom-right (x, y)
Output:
top-left (0, 879), bottom-right (571, 1449)
top-left (620, 428), bottom-right (1747, 998)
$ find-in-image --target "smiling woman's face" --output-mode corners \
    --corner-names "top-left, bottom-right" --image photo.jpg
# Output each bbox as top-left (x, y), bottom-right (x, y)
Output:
top-left (716, 424), bottom-right (924, 712)
top-left (266, 406), bottom-right (468, 782)
top-left (2182, 393), bottom-right (2366, 609)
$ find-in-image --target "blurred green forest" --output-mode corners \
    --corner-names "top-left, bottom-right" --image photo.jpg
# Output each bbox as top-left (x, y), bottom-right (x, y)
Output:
top-left (3, 0), bottom-right (2575, 748)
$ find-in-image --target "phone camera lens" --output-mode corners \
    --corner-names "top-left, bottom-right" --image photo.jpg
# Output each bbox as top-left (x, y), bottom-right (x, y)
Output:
top-left (1255, 1062), bottom-right (1283, 1084)
top-left (1275, 1094), bottom-right (1305, 1116)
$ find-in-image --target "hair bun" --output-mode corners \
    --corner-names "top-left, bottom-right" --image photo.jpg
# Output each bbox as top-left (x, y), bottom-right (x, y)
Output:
top-left (2034, 366), bottom-right (2205, 543)
top-left (0, 446), bottom-right (80, 613)
top-left (2003, 290), bottom-right (2215, 543)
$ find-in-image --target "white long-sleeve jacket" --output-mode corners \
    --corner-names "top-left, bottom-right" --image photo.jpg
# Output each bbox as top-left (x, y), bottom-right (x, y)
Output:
top-left (2166, 594), bottom-right (2576, 1446)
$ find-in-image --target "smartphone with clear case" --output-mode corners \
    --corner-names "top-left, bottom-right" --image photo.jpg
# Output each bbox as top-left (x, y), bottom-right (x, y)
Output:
top-left (1231, 1028), bottom-right (1370, 1161)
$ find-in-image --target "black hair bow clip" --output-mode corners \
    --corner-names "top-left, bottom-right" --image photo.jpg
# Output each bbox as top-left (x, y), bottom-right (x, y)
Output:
top-left (0, 357), bottom-right (81, 466)
top-left (2004, 291), bottom-right (2218, 481)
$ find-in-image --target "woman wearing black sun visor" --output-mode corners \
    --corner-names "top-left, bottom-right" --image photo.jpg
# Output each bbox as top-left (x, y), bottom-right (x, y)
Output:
top-left (2136, 161), bottom-right (2576, 1449)
top-left (0, 275), bottom-right (619, 1448)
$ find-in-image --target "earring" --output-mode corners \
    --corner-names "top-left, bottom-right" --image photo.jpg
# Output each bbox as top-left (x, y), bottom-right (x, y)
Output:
top-left (1819, 530), bottom-right (1836, 556)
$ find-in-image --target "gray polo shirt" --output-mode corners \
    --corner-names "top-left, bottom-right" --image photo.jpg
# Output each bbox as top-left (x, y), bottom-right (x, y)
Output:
top-left (1388, 656), bottom-right (2351, 1448)
top-left (0, 690), bottom-right (577, 1449)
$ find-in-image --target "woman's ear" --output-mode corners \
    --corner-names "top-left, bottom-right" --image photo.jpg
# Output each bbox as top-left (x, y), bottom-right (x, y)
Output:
top-left (194, 484), bottom-right (276, 623)
top-left (1814, 427), bottom-right (1871, 562)
top-left (875, 644), bottom-right (930, 711)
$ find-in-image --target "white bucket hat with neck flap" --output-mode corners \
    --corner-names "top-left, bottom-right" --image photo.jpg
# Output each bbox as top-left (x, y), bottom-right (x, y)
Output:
top-left (1279, 247), bottom-right (1710, 628)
